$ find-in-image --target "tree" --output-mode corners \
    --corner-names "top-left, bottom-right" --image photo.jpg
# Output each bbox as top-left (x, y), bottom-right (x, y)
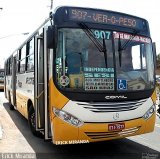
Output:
top-left (157, 53), bottom-right (160, 68)
top-left (156, 53), bottom-right (160, 75)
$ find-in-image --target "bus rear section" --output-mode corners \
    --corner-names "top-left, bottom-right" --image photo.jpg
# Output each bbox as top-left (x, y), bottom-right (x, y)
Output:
top-left (4, 6), bottom-right (157, 145)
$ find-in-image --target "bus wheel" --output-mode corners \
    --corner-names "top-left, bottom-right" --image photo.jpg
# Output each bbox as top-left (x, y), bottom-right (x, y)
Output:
top-left (8, 92), bottom-right (14, 110)
top-left (9, 104), bottom-right (14, 110)
top-left (157, 107), bottom-right (160, 114)
top-left (28, 106), bottom-right (43, 138)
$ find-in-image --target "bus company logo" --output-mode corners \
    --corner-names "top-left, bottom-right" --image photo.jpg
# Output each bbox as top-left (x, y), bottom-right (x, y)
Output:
top-left (105, 95), bottom-right (127, 99)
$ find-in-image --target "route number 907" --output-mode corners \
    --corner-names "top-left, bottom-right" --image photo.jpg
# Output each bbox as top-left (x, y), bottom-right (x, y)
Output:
top-left (94, 30), bottom-right (111, 40)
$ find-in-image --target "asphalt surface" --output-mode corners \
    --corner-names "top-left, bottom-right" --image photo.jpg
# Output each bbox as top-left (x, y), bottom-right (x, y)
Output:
top-left (0, 91), bottom-right (160, 159)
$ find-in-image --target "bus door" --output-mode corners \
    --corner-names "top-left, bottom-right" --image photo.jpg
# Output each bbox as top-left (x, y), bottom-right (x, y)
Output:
top-left (11, 56), bottom-right (17, 107)
top-left (43, 28), bottom-right (52, 140)
top-left (35, 36), bottom-right (45, 132)
top-left (35, 31), bottom-right (51, 140)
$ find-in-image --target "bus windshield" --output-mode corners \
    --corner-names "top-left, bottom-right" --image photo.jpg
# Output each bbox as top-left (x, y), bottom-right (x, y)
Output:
top-left (55, 28), bottom-right (154, 92)
top-left (114, 32), bottom-right (154, 91)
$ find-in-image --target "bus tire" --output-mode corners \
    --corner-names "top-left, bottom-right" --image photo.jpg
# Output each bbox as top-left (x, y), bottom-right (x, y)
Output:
top-left (8, 91), bottom-right (14, 110)
top-left (9, 104), bottom-right (14, 110)
top-left (158, 106), bottom-right (160, 114)
top-left (28, 106), bottom-right (43, 138)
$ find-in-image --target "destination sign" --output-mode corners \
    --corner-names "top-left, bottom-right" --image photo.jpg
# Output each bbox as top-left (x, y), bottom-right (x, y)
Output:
top-left (114, 32), bottom-right (151, 43)
top-left (68, 8), bottom-right (146, 30)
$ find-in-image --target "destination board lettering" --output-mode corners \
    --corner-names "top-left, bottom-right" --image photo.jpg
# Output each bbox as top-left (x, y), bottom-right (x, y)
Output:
top-left (68, 8), bottom-right (143, 29)
top-left (114, 32), bottom-right (151, 43)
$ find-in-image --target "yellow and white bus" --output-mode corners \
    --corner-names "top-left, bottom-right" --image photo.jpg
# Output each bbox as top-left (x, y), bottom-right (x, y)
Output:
top-left (4, 6), bottom-right (157, 144)
top-left (0, 69), bottom-right (4, 90)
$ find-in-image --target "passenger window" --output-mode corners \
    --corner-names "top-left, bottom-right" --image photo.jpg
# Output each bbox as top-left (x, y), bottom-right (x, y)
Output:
top-left (20, 45), bottom-right (26, 73)
top-left (27, 38), bottom-right (34, 71)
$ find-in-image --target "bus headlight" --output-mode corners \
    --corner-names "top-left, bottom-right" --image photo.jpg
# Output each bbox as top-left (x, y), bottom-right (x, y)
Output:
top-left (143, 105), bottom-right (156, 120)
top-left (53, 108), bottom-right (84, 127)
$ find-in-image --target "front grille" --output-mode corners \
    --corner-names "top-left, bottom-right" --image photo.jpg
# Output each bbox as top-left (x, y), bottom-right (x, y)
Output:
top-left (85, 126), bottom-right (141, 139)
top-left (77, 99), bottom-right (147, 112)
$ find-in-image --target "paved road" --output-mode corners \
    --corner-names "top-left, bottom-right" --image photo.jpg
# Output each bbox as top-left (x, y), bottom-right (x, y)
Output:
top-left (0, 91), bottom-right (160, 159)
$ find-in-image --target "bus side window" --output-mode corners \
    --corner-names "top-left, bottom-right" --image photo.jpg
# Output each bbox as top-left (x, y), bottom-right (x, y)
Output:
top-left (17, 50), bottom-right (20, 73)
top-left (9, 58), bottom-right (12, 75)
top-left (20, 45), bottom-right (26, 73)
top-left (26, 38), bottom-right (34, 72)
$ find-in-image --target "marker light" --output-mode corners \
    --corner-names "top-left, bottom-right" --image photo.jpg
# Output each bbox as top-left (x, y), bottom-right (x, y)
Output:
top-left (53, 108), bottom-right (83, 127)
top-left (143, 105), bottom-right (156, 120)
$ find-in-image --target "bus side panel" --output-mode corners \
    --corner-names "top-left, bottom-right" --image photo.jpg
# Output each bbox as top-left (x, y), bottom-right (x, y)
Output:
top-left (0, 85), bottom-right (4, 90)
top-left (16, 72), bottom-right (34, 119)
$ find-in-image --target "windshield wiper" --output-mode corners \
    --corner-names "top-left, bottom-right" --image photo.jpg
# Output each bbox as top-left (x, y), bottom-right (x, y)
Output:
top-left (118, 30), bottom-right (138, 67)
top-left (102, 34), bottom-right (108, 67)
top-left (78, 22), bottom-right (108, 67)
top-left (118, 34), bottom-right (122, 67)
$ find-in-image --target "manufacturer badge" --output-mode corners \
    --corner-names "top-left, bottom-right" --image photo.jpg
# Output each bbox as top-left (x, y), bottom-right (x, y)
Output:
top-left (113, 113), bottom-right (119, 120)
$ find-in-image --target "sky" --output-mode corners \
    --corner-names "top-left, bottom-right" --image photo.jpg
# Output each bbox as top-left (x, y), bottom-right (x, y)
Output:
top-left (0, 0), bottom-right (160, 68)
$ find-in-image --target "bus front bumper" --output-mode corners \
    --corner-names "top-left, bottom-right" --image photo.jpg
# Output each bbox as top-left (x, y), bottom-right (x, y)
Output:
top-left (52, 113), bottom-right (156, 145)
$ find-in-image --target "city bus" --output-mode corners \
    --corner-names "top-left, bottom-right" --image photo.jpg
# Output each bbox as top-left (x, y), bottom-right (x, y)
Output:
top-left (0, 69), bottom-right (4, 90)
top-left (4, 6), bottom-right (157, 144)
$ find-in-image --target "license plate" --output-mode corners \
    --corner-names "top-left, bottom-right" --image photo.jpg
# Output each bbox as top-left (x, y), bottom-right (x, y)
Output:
top-left (108, 123), bottom-right (125, 131)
